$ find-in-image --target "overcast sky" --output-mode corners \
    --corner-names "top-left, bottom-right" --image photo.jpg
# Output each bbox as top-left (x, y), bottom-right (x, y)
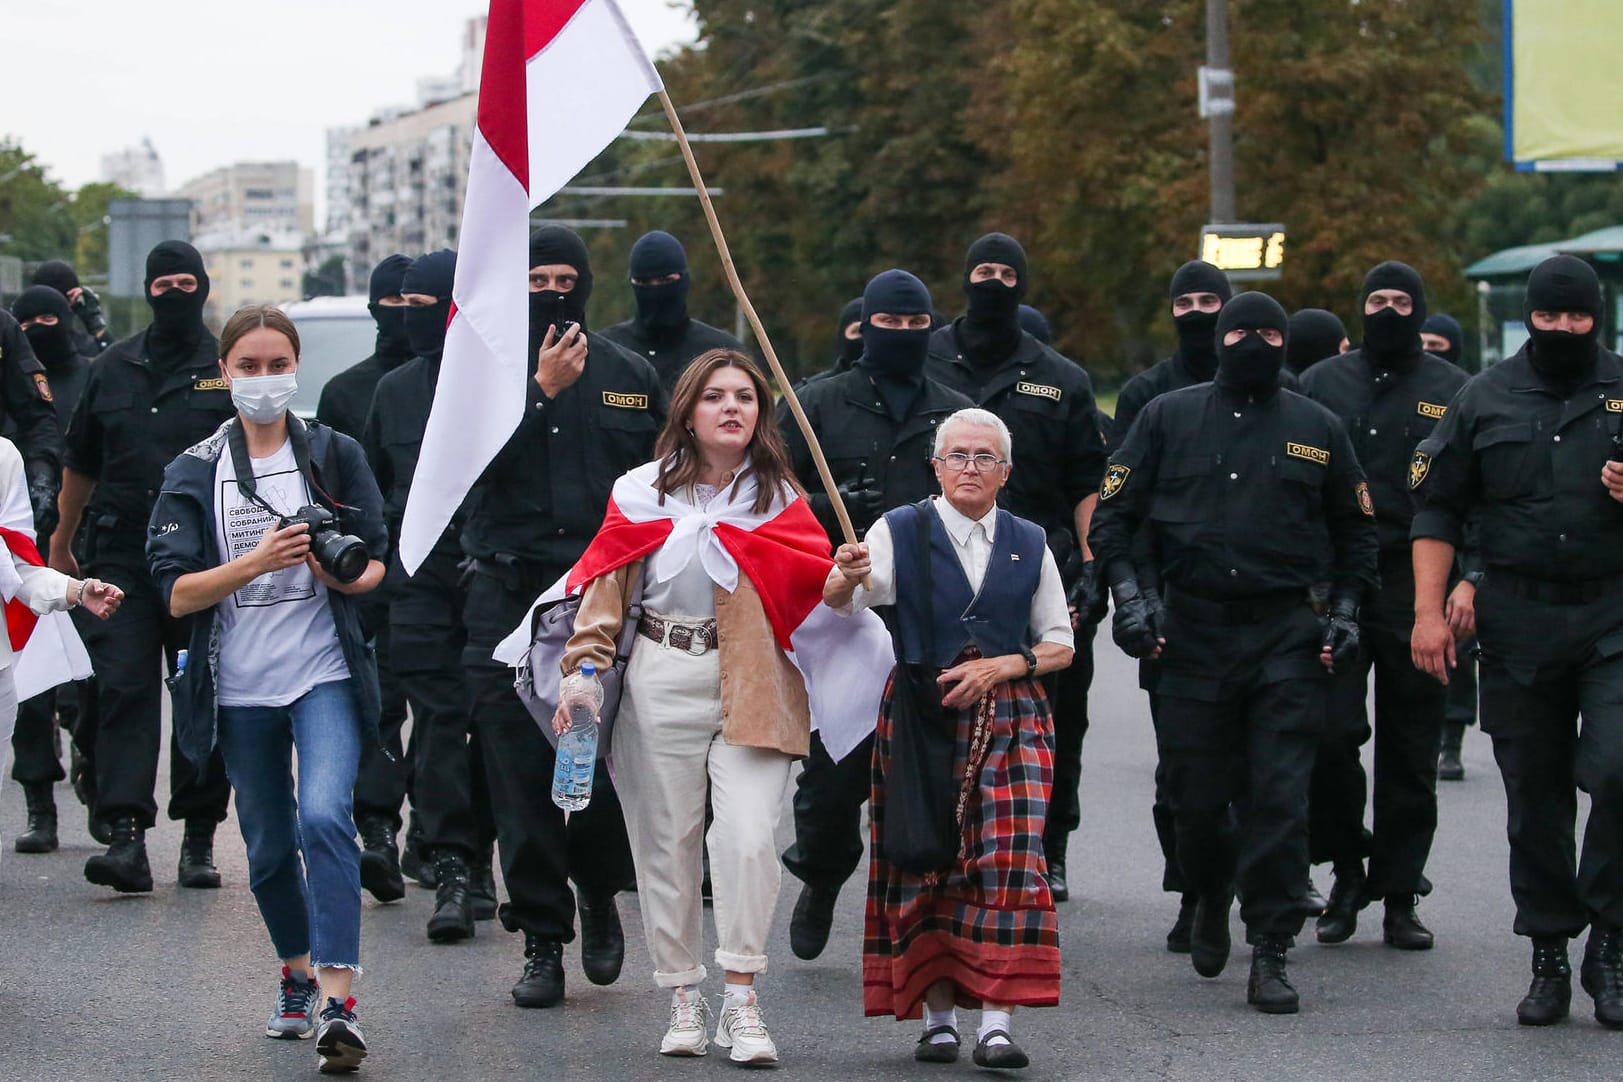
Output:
top-left (1, 0), bottom-right (698, 202)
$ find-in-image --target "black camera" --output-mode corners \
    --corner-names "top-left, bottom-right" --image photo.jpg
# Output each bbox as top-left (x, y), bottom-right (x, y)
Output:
top-left (279, 505), bottom-right (369, 584)
top-left (70, 285), bottom-right (111, 345)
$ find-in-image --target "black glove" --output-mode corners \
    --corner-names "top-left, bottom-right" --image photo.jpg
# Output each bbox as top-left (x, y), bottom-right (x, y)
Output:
top-left (1321, 596), bottom-right (1361, 669)
top-left (25, 461), bottom-right (59, 544)
top-left (835, 476), bottom-right (885, 524)
top-left (1110, 577), bottom-right (1164, 659)
top-left (72, 285), bottom-right (113, 349)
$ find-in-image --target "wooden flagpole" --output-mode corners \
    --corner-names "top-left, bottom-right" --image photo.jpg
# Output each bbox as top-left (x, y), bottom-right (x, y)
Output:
top-left (656, 90), bottom-right (863, 553)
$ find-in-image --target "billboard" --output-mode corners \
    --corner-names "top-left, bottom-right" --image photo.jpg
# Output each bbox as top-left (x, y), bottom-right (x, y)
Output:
top-left (1506, 1), bottom-right (1623, 170)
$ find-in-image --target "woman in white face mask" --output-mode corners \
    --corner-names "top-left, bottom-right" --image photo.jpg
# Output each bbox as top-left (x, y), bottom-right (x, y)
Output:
top-left (146, 304), bottom-right (390, 1073)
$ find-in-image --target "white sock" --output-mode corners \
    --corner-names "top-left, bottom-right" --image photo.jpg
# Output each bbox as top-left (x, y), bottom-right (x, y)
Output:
top-left (978, 1009), bottom-right (1012, 1046)
top-left (924, 1005), bottom-right (958, 1043)
top-left (723, 982), bottom-right (753, 1006)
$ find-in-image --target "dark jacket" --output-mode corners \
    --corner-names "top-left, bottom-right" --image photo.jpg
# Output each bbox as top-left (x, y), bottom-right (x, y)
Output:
top-left (599, 317), bottom-right (746, 396)
top-left (0, 311), bottom-right (64, 479)
top-left (317, 350), bottom-right (410, 442)
top-left (145, 417), bottom-right (390, 768)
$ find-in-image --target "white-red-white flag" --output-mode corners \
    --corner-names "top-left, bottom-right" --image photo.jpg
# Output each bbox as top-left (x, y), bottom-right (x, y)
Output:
top-left (399, 0), bottom-right (663, 572)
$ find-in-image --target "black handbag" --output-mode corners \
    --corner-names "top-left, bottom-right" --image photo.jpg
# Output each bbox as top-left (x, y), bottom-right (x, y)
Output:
top-left (878, 504), bottom-right (960, 876)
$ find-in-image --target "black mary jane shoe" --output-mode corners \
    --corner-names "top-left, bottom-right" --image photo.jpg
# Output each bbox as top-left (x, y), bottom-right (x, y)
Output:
top-left (913, 1024), bottom-right (961, 1063)
top-left (971, 1031), bottom-right (1030, 1070)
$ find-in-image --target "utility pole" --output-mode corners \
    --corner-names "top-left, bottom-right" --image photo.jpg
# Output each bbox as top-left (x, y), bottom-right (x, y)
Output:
top-left (1201, 0), bottom-right (1236, 223)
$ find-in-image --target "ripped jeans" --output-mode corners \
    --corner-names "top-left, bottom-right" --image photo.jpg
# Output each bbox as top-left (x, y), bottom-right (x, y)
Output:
top-left (216, 679), bottom-right (364, 970)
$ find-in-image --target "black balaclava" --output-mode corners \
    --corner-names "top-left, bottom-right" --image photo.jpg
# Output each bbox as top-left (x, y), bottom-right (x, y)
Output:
top-left (143, 240), bottom-right (210, 361)
top-left (1017, 304), bottom-right (1052, 345)
top-left (959, 232), bottom-right (1028, 367)
top-left (1420, 312), bottom-right (1463, 366)
top-left (401, 249), bottom-right (457, 364)
top-left (1286, 308), bottom-right (1347, 373)
top-left (31, 260), bottom-right (80, 296)
top-left (368, 254), bottom-right (414, 364)
top-left (1168, 259), bottom-right (1233, 381)
top-left (628, 230), bottom-right (690, 336)
top-left (1360, 260), bottom-right (1427, 367)
top-left (11, 286), bottom-right (75, 368)
top-left (1523, 254), bottom-right (1603, 390)
top-left (529, 225), bottom-right (594, 352)
top-left (857, 269), bottom-right (933, 422)
top-left (1215, 292), bottom-right (1289, 395)
top-left (834, 297), bottom-right (864, 370)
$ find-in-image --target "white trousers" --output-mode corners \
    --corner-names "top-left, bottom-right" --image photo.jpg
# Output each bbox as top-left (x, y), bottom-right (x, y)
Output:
top-left (613, 623), bottom-right (793, 988)
top-left (0, 667), bottom-right (19, 863)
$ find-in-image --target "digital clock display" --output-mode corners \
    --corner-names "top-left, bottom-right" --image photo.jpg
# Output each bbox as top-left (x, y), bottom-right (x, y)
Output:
top-left (1199, 224), bottom-right (1286, 281)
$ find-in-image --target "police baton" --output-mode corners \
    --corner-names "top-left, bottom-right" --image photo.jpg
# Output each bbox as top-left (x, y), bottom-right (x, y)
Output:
top-left (657, 90), bottom-right (869, 584)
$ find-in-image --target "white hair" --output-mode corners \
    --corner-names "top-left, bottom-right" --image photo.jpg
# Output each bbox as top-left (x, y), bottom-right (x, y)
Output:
top-left (934, 407), bottom-right (1013, 462)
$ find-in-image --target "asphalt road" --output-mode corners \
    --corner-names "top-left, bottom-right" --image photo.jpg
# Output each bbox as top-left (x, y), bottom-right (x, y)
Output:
top-left (1, 626), bottom-right (1613, 1081)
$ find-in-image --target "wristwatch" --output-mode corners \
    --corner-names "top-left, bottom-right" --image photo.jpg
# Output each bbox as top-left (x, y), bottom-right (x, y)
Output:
top-left (1021, 647), bottom-right (1038, 677)
top-left (1463, 569), bottom-right (1485, 587)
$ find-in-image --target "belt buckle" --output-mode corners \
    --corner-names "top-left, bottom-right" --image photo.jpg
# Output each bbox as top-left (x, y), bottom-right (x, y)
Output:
top-left (683, 624), bottom-right (712, 655)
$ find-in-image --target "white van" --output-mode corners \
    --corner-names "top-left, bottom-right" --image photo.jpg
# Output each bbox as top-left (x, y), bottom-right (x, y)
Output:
top-left (280, 296), bottom-right (377, 419)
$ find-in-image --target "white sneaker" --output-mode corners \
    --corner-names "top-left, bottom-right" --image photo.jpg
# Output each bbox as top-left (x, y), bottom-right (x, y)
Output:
top-left (714, 990), bottom-right (779, 1065)
top-left (660, 987), bottom-right (710, 1057)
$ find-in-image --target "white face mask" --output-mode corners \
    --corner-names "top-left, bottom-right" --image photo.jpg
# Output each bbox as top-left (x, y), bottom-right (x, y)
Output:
top-left (230, 372), bottom-right (298, 423)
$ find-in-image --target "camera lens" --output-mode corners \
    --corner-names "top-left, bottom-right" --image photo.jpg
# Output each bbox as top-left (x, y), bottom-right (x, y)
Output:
top-left (312, 530), bottom-right (369, 584)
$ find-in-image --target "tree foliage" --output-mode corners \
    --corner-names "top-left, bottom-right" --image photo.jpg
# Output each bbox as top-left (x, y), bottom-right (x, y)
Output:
top-left (0, 140), bottom-right (135, 287)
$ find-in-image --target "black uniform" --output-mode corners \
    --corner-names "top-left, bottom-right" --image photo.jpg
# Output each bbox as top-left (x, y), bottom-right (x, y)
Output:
top-left (1091, 299), bottom-right (1379, 948)
top-left (1411, 339), bottom-right (1623, 943)
top-left (598, 318), bottom-right (744, 396)
top-left (1300, 343), bottom-right (1465, 901)
top-left (64, 326), bottom-right (232, 831)
top-left (778, 357), bottom-right (972, 896)
top-left (0, 312), bottom-right (65, 530)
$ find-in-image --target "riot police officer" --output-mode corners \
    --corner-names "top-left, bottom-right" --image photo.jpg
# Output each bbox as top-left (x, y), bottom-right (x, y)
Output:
top-left (599, 230), bottom-right (745, 395)
top-left (1300, 262), bottom-right (1466, 951)
top-left (8, 285), bottom-right (91, 852)
top-left (52, 240), bottom-right (232, 893)
top-left (461, 225), bottom-right (665, 1008)
top-left (1286, 308), bottom-right (1349, 375)
top-left (778, 269), bottom-right (972, 960)
top-left (1411, 255), bottom-right (1623, 1029)
top-left (32, 260), bottom-right (114, 355)
top-left (924, 231), bottom-right (1108, 903)
top-left (1091, 292), bottom-right (1379, 1014)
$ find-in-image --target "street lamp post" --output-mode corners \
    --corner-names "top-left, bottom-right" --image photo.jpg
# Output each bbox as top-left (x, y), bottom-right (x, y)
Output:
top-left (1202, 0), bottom-right (1236, 224)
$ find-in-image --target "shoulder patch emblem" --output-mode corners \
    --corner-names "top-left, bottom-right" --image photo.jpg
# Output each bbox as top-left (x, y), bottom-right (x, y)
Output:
top-left (193, 377), bottom-right (228, 392)
top-left (32, 373), bottom-right (53, 403)
top-left (1100, 463), bottom-right (1131, 500)
top-left (1607, 399), bottom-right (1623, 414)
top-left (1356, 481), bottom-right (1375, 518)
top-left (603, 391), bottom-right (648, 409)
top-left (1409, 448), bottom-right (1431, 489)
top-left (1015, 381), bottom-right (1061, 402)
top-left (1416, 401), bottom-right (1447, 419)
top-left (1286, 442), bottom-right (1329, 466)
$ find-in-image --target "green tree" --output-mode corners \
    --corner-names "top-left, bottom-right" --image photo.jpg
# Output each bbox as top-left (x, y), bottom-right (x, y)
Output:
top-left (0, 140), bottom-right (73, 262)
top-left (302, 254), bottom-right (347, 299)
top-left (68, 181), bottom-right (135, 279)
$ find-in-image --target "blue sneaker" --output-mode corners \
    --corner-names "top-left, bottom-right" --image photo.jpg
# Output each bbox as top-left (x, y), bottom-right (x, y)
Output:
top-left (316, 996), bottom-right (368, 1073)
top-left (266, 967), bottom-right (320, 1040)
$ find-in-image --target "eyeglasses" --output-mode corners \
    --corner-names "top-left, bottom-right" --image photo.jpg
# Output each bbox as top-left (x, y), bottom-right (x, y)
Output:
top-left (935, 452), bottom-right (1006, 473)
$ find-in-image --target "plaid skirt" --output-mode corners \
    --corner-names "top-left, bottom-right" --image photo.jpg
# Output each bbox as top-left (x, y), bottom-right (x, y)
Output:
top-left (862, 667), bottom-right (1060, 1019)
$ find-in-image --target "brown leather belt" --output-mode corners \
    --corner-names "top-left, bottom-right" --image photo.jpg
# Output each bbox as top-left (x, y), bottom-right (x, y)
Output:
top-left (637, 614), bottom-right (718, 655)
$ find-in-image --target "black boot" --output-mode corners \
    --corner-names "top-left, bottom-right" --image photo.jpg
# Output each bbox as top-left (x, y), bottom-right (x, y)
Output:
top-left (1315, 861), bottom-right (1366, 944)
top-left (1300, 877), bottom-right (1327, 918)
top-left (1383, 895), bottom-right (1435, 950)
top-left (425, 851), bottom-right (475, 943)
top-left (1518, 937), bottom-right (1571, 1026)
top-left (470, 857), bottom-right (497, 921)
top-left (1046, 831), bottom-right (1070, 903)
top-left (358, 817), bottom-right (406, 903)
top-left (399, 815), bottom-right (435, 888)
top-left (1247, 935), bottom-right (1300, 1014)
top-left (1166, 894), bottom-right (1197, 954)
top-left (577, 889), bottom-right (624, 986)
top-left (512, 935), bottom-right (565, 1008)
top-left (1437, 722), bottom-right (1465, 781)
top-left (14, 781), bottom-right (58, 854)
top-left (1581, 925), bottom-right (1623, 1029)
top-left (1190, 888), bottom-right (1234, 978)
top-left (789, 881), bottom-right (840, 961)
top-left (177, 820), bottom-right (222, 889)
top-left (83, 816), bottom-right (153, 893)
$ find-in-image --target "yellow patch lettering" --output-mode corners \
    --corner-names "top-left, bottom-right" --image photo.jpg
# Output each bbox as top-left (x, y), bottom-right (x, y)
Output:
top-left (1416, 401), bottom-right (1447, 420)
top-left (602, 391), bottom-right (648, 409)
top-left (1607, 399), bottom-right (1623, 414)
top-left (1286, 442), bottom-right (1329, 466)
top-left (1015, 381), bottom-right (1061, 402)
top-left (193, 377), bottom-right (228, 392)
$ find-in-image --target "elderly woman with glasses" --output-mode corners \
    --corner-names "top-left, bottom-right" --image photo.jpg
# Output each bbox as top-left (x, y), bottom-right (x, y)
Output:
top-left (825, 406), bottom-right (1075, 1071)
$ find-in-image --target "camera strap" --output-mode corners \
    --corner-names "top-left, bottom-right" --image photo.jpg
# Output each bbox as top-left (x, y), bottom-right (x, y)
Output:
top-left (225, 415), bottom-right (350, 520)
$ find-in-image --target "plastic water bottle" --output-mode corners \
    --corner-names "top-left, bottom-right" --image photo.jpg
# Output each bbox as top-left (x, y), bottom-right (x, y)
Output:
top-left (175, 649), bottom-right (188, 675)
top-left (551, 663), bottom-right (603, 811)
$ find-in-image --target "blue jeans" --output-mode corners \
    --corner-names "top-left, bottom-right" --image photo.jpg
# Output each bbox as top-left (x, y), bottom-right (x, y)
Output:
top-left (217, 679), bottom-right (364, 969)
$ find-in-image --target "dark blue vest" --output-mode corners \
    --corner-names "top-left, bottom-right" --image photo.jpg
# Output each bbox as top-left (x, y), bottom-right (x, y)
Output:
top-left (887, 500), bottom-right (1045, 668)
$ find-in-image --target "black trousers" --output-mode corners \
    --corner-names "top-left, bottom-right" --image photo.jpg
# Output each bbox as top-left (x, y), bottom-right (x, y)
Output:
top-left (394, 551), bottom-right (493, 858)
top-left (463, 564), bottom-right (633, 942)
top-left (1309, 623), bottom-right (1445, 897)
top-left (1477, 588), bottom-right (1623, 939)
top-left (1446, 641), bottom-right (1479, 729)
top-left (10, 690), bottom-right (63, 785)
top-left (77, 552), bottom-right (229, 830)
top-left (782, 729), bottom-right (872, 890)
top-left (353, 611), bottom-right (412, 829)
top-left (1044, 635), bottom-right (1096, 847)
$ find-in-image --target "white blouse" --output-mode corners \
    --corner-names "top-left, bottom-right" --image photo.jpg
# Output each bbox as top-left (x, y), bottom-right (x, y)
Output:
top-left (0, 440), bottom-right (73, 673)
